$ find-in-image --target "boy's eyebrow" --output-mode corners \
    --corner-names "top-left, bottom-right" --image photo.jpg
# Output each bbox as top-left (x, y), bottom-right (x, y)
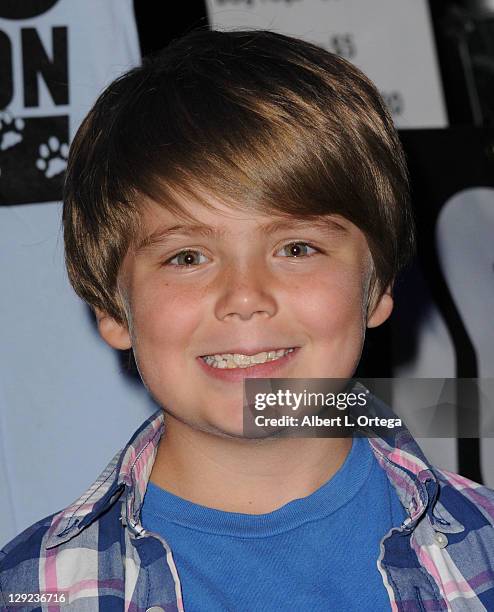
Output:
top-left (136, 217), bottom-right (348, 252)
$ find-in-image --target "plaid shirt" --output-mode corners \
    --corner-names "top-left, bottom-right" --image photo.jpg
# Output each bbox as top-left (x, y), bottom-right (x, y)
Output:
top-left (1, 387), bottom-right (494, 611)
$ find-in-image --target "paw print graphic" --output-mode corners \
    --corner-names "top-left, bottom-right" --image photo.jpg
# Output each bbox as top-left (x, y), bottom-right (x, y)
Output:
top-left (0, 111), bottom-right (25, 151)
top-left (36, 136), bottom-right (69, 178)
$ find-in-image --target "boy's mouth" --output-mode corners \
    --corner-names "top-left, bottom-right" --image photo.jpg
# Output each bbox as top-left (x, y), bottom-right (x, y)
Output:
top-left (200, 347), bottom-right (296, 369)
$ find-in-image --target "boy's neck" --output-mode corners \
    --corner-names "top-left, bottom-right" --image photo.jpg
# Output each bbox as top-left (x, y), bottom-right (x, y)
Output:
top-left (148, 414), bottom-right (352, 515)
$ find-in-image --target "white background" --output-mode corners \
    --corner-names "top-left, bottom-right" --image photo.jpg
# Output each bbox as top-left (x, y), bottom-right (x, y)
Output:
top-left (206, 0), bottom-right (447, 128)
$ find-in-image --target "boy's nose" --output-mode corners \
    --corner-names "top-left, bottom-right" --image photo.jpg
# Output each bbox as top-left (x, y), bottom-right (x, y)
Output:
top-left (214, 265), bottom-right (278, 322)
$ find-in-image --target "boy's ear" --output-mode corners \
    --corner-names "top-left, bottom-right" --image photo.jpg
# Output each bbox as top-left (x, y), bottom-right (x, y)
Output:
top-left (94, 307), bottom-right (132, 350)
top-left (366, 284), bottom-right (394, 329)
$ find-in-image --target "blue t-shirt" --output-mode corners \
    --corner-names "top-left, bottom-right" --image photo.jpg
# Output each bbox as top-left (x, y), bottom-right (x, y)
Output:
top-left (141, 435), bottom-right (407, 611)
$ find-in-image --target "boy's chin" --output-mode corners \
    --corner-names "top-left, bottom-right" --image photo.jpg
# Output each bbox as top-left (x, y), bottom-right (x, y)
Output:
top-left (198, 418), bottom-right (295, 442)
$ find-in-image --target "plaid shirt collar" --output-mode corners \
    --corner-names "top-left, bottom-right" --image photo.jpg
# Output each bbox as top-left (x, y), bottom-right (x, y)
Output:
top-left (44, 383), bottom-right (465, 549)
top-left (45, 408), bottom-right (165, 548)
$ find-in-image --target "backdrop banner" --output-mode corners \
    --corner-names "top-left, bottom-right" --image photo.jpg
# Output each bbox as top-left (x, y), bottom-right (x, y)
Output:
top-left (206, 0), bottom-right (447, 128)
top-left (0, 0), bottom-right (156, 549)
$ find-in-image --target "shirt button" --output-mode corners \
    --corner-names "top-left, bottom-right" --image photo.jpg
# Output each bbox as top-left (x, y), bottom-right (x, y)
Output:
top-left (434, 531), bottom-right (448, 548)
top-left (146, 607), bottom-right (165, 612)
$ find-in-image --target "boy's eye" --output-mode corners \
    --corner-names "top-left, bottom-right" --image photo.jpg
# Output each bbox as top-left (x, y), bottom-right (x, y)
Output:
top-left (164, 242), bottom-right (320, 268)
top-left (279, 242), bottom-right (319, 258)
top-left (166, 250), bottom-right (207, 267)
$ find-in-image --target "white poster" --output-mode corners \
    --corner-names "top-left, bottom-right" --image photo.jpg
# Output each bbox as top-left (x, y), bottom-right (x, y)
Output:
top-left (206, 0), bottom-right (447, 128)
top-left (0, 0), bottom-right (155, 548)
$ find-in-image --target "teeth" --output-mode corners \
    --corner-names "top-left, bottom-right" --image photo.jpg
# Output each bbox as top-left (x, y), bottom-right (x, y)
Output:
top-left (202, 348), bottom-right (295, 369)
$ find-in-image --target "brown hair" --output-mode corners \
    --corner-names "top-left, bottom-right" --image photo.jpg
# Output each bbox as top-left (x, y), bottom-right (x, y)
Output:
top-left (63, 28), bottom-right (415, 326)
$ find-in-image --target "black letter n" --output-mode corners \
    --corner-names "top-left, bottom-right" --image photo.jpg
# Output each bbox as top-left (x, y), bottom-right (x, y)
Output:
top-left (22, 27), bottom-right (68, 107)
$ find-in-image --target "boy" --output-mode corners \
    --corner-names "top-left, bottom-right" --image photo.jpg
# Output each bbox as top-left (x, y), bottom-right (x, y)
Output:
top-left (1, 28), bottom-right (494, 612)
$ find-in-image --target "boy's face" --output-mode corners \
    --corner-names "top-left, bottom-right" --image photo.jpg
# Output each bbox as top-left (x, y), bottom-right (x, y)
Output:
top-left (96, 193), bottom-right (393, 438)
